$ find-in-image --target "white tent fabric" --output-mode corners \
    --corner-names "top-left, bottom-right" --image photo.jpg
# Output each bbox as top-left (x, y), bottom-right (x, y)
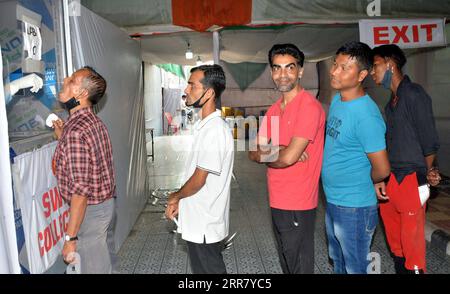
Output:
top-left (81, 0), bottom-right (450, 31)
top-left (144, 63), bottom-right (163, 137)
top-left (0, 50), bottom-right (21, 274)
top-left (80, 0), bottom-right (450, 66)
top-left (70, 5), bottom-right (148, 251)
top-left (251, 0), bottom-right (450, 24)
top-left (139, 24), bottom-right (359, 65)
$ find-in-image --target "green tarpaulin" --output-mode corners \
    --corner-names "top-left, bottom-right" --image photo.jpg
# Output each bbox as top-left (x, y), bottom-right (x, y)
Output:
top-left (223, 61), bottom-right (267, 91)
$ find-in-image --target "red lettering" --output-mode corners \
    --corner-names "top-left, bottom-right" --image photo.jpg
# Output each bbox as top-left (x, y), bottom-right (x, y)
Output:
top-left (44, 227), bottom-right (52, 253)
top-left (412, 25), bottom-right (419, 42)
top-left (37, 210), bottom-right (71, 257)
top-left (50, 188), bottom-right (58, 212)
top-left (63, 210), bottom-right (69, 232)
top-left (392, 26), bottom-right (410, 43)
top-left (59, 214), bottom-right (64, 239)
top-left (374, 26), bottom-right (389, 45)
top-left (38, 232), bottom-right (44, 257)
top-left (421, 24), bottom-right (437, 41)
top-left (50, 219), bottom-right (59, 247)
top-left (42, 192), bottom-right (51, 218)
top-left (55, 217), bottom-right (62, 241)
top-left (55, 188), bottom-right (63, 209)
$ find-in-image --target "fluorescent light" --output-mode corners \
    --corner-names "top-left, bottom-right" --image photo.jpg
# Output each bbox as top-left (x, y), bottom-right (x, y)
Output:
top-left (185, 43), bottom-right (193, 59)
top-left (185, 49), bottom-right (193, 60)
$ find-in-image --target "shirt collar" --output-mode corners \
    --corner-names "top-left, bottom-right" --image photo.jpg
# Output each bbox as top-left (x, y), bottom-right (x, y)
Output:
top-left (67, 107), bottom-right (93, 123)
top-left (196, 110), bottom-right (222, 130)
top-left (397, 75), bottom-right (411, 94)
top-left (276, 88), bottom-right (305, 110)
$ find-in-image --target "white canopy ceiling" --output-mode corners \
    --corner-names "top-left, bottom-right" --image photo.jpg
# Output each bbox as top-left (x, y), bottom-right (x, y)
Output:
top-left (139, 24), bottom-right (360, 65)
top-left (80, 0), bottom-right (450, 65)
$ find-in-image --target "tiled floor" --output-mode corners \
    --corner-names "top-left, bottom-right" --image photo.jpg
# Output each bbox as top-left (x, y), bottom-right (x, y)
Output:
top-left (427, 186), bottom-right (450, 235)
top-left (436, 118), bottom-right (450, 176)
top-left (118, 136), bottom-right (450, 274)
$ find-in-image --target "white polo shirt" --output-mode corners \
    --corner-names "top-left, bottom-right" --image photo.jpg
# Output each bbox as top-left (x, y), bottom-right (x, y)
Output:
top-left (177, 110), bottom-right (234, 244)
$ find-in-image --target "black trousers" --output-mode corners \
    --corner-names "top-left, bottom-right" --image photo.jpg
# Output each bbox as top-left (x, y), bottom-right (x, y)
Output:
top-left (271, 207), bottom-right (316, 274)
top-left (186, 237), bottom-right (227, 274)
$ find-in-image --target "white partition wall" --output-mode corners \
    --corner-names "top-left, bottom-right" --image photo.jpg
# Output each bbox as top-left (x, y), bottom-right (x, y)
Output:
top-left (70, 5), bottom-right (148, 251)
top-left (0, 51), bottom-right (21, 274)
top-left (144, 63), bottom-right (163, 137)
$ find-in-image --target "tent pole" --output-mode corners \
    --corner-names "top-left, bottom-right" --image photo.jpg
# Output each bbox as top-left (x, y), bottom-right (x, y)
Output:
top-left (62, 0), bottom-right (73, 76)
top-left (213, 31), bottom-right (220, 64)
top-left (213, 31), bottom-right (221, 108)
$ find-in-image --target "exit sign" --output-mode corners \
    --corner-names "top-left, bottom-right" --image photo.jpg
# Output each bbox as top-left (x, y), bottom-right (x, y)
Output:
top-left (359, 19), bottom-right (446, 49)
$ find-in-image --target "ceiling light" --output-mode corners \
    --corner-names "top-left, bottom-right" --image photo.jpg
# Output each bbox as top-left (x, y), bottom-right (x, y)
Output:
top-left (185, 43), bottom-right (193, 60)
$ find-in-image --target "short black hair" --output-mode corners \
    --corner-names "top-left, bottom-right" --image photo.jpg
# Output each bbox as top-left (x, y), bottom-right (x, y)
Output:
top-left (190, 64), bottom-right (226, 99)
top-left (372, 44), bottom-right (407, 70)
top-left (336, 41), bottom-right (373, 72)
top-left (268, 43), bottom-right (305, 67)
top-left (81, 66), bottom-right (107, 105)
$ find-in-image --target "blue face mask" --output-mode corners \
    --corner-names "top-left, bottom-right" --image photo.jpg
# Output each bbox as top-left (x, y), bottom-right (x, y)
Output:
top-left (381, 68), bottom-right (392, 89)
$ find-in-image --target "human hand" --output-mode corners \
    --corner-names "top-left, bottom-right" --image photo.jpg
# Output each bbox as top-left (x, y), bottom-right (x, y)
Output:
top-left (298, 151), bottom-right (309, 162)
top-left (165, 192), bottom-right (180, 220)
top-left (52, 119), bottom-right (64, 140)
top-left (427, 167), bottom-right (441, 187)
top-left (375, 181), bottom-right (389, 201)
top-left (62, 241), bottom-right (77, 264)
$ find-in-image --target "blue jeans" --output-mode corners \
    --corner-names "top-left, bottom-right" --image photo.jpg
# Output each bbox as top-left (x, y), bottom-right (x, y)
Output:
top-left (325, 202), bottom-right (378, 274)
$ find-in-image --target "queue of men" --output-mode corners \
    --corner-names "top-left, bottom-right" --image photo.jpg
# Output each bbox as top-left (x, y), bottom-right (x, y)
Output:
top-left (52, 41), bottom-right (440, 274)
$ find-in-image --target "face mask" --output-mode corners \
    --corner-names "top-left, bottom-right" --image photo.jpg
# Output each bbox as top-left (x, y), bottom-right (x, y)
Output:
top-left (381, 67), bottom-right (393, 89)
top-left (62, 97), bottom-right (80, 111)
top-left (61, 90), bottom-right (85, 111)
top-left (185, 90), bottom-right (210, 109)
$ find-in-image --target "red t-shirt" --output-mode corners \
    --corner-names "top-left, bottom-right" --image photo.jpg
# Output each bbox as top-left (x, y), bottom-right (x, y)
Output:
top-left (258, 89), bottom-right (325, 210)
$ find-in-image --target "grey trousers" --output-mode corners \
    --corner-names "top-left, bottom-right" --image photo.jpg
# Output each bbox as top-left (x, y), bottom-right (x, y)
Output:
top-left (77, 198), bottom-right (117, 274)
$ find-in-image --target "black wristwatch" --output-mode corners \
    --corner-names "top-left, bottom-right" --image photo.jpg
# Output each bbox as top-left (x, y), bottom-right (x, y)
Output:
top-left (64, 235), bottom-right (78, 242)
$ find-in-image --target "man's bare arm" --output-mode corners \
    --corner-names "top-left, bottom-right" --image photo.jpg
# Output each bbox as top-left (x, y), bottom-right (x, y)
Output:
top-left (266, 137), bottom-right (309, 168)
top-left (367, 150), bottom-right (391, 183)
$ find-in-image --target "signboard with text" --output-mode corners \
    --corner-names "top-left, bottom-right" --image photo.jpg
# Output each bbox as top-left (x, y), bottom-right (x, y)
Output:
top-left (359, 19), bottom-right (446, 49)
top-left (23, 22), bottom-right (41, 60)
top-left (12, 141), bottom-right (69, 274)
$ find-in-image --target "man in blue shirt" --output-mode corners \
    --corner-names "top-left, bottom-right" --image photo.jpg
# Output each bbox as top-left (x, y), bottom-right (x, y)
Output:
top-left (322, 41), bottom-right (390, 274)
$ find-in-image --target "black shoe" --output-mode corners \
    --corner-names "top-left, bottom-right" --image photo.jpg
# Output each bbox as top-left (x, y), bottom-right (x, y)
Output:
top-left (406, 268), bottom-right (425, 274)
top-left (393, 256), bottom-right (407, 274)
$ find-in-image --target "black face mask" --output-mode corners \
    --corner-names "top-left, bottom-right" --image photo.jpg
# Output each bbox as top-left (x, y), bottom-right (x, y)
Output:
top-left (185, 90), bottom-right (210, 109)
top-left (62, 97), bottom-right (80, 111)
top-left (61, 89), bottom-right (85, 111)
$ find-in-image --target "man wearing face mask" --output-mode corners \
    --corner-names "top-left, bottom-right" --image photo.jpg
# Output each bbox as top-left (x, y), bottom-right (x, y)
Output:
top-left (52, 66), bottom-right (117, 274)
top-left (371, 44), bottom-right (440, 274)
top-left (165, 65), bottom-right (234, 274)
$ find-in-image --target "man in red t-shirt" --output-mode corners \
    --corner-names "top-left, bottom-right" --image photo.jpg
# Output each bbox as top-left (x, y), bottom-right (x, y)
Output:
top-left (249, 44), bottom-right (325, 274)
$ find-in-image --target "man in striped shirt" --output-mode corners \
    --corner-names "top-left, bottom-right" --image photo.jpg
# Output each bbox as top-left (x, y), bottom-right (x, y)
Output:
top-left (52, 66), bottom-right (116, 274)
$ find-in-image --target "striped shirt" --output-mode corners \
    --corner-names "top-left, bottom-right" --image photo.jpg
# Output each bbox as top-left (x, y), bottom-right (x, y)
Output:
top-left (53, 107), bottom-right (115, 205)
